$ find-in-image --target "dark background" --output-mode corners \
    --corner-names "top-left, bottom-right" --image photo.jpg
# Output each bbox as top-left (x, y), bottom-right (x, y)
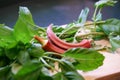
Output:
top-left (0, 0), bottom-right (120, 27)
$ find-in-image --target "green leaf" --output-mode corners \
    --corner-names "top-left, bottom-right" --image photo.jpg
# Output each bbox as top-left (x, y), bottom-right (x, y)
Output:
top-left (59, 60), bottom-right (84, 80)
top-left (95, 0), bottom-right (117, 8)
top-left (0, 57), bottom-right (10, 67)
top-left (53, 72), bottom-right (63, 80)
top-left (0, 47), bottom-right (5, 57)
top-left (0, 24), bottom-right (17, 48)
top-left (64, 71), bottom-right (84, 80)
top-left (59, 23), bottom-right (79, 40)
top-left (39, 67), bottom-right (53, 80)
top-left (60, 60), bottom-right (77, 72)
top-left (0, 66), bottom-right (10, 79)
top-left (14, 61), bottom-right (42, 80)
top-left (53, 71), bottom-right (84, 80)
top-left (52, 25), bottom-right (64, 33)
top-left (14, 7), bottom-right (43, 44)
top-left (99, 19), bottom-right (120, 35)
top-left (109, 34), bottom-right (120, 51)
top-left (77, 7), bottom-right (89, 25)
top-left (64, 48), bottom-right (105, 71)
top-left (5, 47), bottom-right (18, 60)
top-left (98, 19), bottom-right (120, 50)
top-left (28, 43), bottom-right (45, 58)
top-left (17, 50), bottom-right (30, 65)
top-left (95, 11), bottom-right (102, 21)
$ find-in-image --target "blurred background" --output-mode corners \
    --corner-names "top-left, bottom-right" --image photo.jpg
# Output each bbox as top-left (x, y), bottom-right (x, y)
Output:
top-left (0, 0), bottom-right (120, 27)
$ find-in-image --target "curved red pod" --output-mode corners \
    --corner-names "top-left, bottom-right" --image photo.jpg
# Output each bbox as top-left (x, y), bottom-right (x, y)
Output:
top-left (47, 24), bottom-right (91, 50)
top-left (34, 35), bottom-right (66, 54)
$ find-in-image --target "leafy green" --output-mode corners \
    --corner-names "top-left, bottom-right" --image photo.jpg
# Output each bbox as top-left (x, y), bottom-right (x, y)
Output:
top-left (98, 19), bottom-right (120, 50)
top-left (59, 60), bottom-right (84, 80)
top-left (14, 7), bottom-right (45, 44)
top-left (95, 10), bottom-right (102, 22)
top-left (64, 48), bottom-right (105, 71)
top-left (28, 43), bottom-right (45, 58)
top-left (53, 60), bottom-right (84, 80)
top-left (17, 50), bottom-right (30, 65)
top-left (14, 61), bottom-right (42, 80)
top-left (95, 0), bottom-right (117, 8)
top-left (58, 23), bottom-right (79, 39)
top-left (92, 0), bottom-right (117, 27)
top-left (56, 8), bottom-right (89, 42)
top-left (77, 7), bottom-right (89, 25)
top-left (99, 19), bottom-right (120, 35)
top-left (0, 47), bottom-right (5, 57)
top-left (0, 0), bottom-right (119, 79)
top-left (0, 66), bottom-right (11, 80)
top-left (0, 24), bottom-right (17, 48)
top-left (109, 34), bottom-right (120, 51)
top-left (0, 6), bottom-right (85, 80)
top-left (5, 46), bottom-right (19, 60)
top-left (0, 57), bottom-right (10, 67)
top-left (39, 67), bottom-right (53, 80)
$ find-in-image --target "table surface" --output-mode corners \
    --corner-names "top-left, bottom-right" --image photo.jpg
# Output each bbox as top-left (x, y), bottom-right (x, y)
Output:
top-left (0, 0), bottom-right (120, 28)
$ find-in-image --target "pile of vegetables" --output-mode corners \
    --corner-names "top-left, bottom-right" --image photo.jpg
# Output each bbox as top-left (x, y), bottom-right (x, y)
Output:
top-left (0, 0), bottom-right (120, 80)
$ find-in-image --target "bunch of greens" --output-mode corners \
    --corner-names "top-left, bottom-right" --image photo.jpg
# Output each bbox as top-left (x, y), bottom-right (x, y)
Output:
top-left (54, 0), bottom-right (119, 51)
top-left (0, 0), bottom-right (119, 80)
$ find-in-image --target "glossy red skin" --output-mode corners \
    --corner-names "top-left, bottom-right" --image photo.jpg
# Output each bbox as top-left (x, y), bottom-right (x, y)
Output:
top-left (34, 35), bottom-right (65, 54)
top-left (47, 24), bottom-right (91, 49)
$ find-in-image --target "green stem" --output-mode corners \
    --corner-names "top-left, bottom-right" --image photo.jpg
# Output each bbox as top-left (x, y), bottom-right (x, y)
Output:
top-left (42, 56), bottom-right (62, 72)
top-left (76, 32), bottom-right (105, 38)
top-left (40, 57), bottom-right (58, 71)
top-left (43, 56), bottom-right (62, 63)
top-left (92, 6), bottom-right (99, 29)
top-left (84, 21), bottom-right (105, 26)
top-left (44, 52), bottom-right (64, 57)
top-left (29, 38), bottom-right (35, 43)
top-left (93, 6), bottom-right (98, 21)
top-left (40, 58), bottom-right (51, 67)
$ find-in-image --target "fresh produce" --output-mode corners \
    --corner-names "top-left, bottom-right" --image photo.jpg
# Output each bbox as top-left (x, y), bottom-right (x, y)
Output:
top-left (34, 35), bottom-right (66, 54)
top-left (0, 0), bottom-right (119, 80)
top-left (34, 24), bottom-right (91, 54)
top-left (46, 24), bottom-right (91, 49)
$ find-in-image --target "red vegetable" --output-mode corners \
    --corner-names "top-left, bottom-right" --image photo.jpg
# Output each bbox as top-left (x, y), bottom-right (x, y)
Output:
top-left (34, 35), bottom-right (66, 54)
top-left (47, 24), bottom-right (91, 50)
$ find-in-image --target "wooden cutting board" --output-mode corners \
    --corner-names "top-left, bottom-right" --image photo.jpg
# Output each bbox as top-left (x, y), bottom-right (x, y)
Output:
top-left (78, 40), bottom-right (120, 80)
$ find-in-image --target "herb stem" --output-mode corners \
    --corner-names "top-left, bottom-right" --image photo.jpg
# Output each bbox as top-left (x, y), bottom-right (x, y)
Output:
top-left (44, 52), bottom-right (63, 57)
top-left (40, 57), bottom-right (50, 67)
top-left (41, 56), bottom-right (60, 73)
top-left (43, 56), bottom-right (62, 63)
top-left (93, 6), bottom-right (98, 22)
top-left (40, 57), bottom-right (55, 71)
top-left (76, 32), bottom-right (105, 38)
top-left (92, 6), bottom-right (99, 29)
top-left (84, 21), bottom-right (105, 26)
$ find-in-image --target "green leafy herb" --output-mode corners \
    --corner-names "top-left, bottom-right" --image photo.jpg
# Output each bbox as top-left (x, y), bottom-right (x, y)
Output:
top-left (77, 7), bottom-right (89, 25)
top-left (109, 34), bottom-right (120, 51)
top-left (95, 0), bottom-right (117, 8)
top-left (0, 66), bottom-right (10, 80)
top-left (0, 0), bottom-right (119, 79)
top-left (0, 24), bottom-right (17, 48)
top-left (59, 60), bottom-right (84, 80)
top-left (98, 18), bottom-right (120, 50)
top-left (14, 62), bottom-right (43, 80)
top-left (64, 48), bottom-right (105, 71)
top-left (14, 7), bottom-right (45, 44)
